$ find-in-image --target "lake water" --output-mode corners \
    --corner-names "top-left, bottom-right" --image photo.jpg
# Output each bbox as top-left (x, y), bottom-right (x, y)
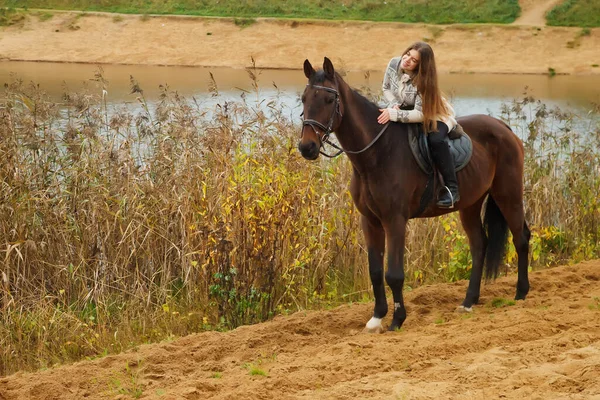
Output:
top-left (2, 61), bottom-right (599, 119)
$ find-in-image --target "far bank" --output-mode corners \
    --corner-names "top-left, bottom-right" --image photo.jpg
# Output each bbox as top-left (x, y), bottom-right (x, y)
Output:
top-left (0, 12), bottom-right (599, 75)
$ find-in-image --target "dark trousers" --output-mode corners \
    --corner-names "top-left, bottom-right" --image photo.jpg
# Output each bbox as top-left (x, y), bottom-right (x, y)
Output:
top-left (428, 120), bottom-right (458, 191)
top-left (428, 121), bottom-right (450, 147)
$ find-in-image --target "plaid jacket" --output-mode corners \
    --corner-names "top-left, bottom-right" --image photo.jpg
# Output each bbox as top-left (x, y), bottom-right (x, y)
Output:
top-left (382, 57), bottom-right (456, 130)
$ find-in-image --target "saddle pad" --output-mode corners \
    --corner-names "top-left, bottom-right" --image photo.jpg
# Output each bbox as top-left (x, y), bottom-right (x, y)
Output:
top-left (407, 123), bottom-right (473, 175)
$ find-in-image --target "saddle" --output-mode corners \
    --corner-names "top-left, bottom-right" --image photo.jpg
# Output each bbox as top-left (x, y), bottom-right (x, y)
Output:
top-left (407, 123), bottom-right (473, 175)
top-left (407, 123), bottom-right (473, 218)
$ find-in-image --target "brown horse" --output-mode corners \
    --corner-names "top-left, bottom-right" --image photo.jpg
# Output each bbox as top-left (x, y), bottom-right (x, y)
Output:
top-left (298, 58), bottom-right (530, 332)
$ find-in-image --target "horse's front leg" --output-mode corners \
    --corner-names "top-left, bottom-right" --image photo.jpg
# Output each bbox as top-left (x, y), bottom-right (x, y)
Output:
top-left (385, 216), bottom-right (408, 331)
top-left (361, 215), bottom-right (387, 333)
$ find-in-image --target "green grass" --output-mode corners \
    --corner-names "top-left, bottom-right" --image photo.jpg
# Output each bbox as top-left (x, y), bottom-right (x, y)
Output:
top-left (490, 298), bottom-right (516, 308)
top-left (249, 366), bottom-right (267, 376)
top-left (109, 361), bottom-right (145, 399)
top-left (243, 362), bottom-right (267, 376)
top-left (1, 0), bottom-right (521, 24)
top-left (233, 17), bottom-right (256, 28)
top-left (0, 7), bottom-right (26, 25)
top-left (547, 0), bottom-right (600, 27)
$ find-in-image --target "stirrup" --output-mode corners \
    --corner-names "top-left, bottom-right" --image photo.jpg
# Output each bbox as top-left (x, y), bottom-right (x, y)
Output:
top-left (437, 186), bottom-right (457, 209)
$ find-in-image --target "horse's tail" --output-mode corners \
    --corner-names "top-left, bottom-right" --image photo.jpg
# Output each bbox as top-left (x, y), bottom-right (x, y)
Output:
top-left (483, 195), bottom-right (509, 280)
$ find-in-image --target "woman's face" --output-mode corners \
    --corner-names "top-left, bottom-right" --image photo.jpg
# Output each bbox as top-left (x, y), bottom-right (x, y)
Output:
top-left (401, 49), bottom-right (420, 72)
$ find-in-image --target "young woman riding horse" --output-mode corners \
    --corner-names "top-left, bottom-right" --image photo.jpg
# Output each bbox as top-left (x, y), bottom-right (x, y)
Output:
top-left (299, 57), bottom-right (530, 332)
top-left (379, 41), bottom-right (459, 208)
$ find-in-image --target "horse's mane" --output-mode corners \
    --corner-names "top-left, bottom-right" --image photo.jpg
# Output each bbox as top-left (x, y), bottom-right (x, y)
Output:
top-left (309, 70), bottom-right (381, 115)
top-left (308, 68), bottom-right (406, 154)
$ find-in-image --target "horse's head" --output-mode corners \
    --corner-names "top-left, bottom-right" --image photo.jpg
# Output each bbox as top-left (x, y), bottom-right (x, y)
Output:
top-left (298, 57), bottom-right (343, 160)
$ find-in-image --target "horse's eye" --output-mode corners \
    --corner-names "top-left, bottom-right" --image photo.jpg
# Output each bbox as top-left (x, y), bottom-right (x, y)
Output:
top-left (325, 96), bottom-right (334, 104)
top-left (301, 95), bottom-right (306, 103)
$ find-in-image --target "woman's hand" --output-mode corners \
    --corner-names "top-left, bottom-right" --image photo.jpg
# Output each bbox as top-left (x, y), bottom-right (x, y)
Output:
top-left (378, 108), bottom-right (391, 124)
top-left (378, 105), bottom-right (400, 124)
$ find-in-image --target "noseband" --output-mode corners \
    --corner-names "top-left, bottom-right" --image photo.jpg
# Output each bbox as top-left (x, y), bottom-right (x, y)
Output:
top-left (302, 84), bottom-right (390, 158)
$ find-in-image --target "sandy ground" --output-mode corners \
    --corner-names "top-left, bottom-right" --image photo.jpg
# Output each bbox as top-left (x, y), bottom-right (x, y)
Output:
top-left (1, 260), bottom-right (599, 399)
top-left (0, 11), bottom-right (599, 75)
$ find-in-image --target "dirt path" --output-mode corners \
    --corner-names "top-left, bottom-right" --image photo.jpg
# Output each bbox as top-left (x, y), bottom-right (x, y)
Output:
top-left (0, 11), bottom-right (599, 75)
top-left (514, 0), bottom-right (563, 26)
top-left (1, 260), bottom-right (599, 399)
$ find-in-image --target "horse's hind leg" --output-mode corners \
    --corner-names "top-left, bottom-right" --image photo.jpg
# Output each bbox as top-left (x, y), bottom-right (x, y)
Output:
top-left (490, 186), bottom-right (531, 301)
top-left (458, 197), bottom-right (487, 311)
top-left (361, 215), bottom-right (387, 333)
top-left (515, 220), bottom-right (531, 300)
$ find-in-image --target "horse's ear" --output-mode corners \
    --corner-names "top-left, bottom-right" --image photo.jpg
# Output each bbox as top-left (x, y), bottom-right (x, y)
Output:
top-left (304, 59), bottom-right (316, 79)
top-left (323, 57), bottom-right (335, 80)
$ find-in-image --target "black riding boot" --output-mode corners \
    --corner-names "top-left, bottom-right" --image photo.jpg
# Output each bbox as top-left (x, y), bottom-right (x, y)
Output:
top-left (430, 138), bottom-right (460, 208)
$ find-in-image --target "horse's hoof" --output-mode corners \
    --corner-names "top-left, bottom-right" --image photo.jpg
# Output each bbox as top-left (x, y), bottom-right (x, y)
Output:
top-left (364, 317), bottom-right (384, 334)
top-left (456, 305), bottom-right (473, 313)
top-left (363, 325), bottom-right (385, 334)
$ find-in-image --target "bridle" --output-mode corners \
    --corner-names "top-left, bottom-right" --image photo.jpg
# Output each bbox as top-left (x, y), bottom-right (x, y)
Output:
top-left (301, 84), bottom-right (390, 158)
top-left (301, 84), bottom-right (344, 158)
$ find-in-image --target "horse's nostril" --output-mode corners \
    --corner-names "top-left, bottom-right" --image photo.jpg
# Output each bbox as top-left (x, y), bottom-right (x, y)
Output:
top-left (298, 141), bottom-right (319, 160)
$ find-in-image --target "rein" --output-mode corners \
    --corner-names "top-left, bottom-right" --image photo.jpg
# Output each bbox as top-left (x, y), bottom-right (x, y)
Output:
top-left (302, 84), bottom-right (390, 158)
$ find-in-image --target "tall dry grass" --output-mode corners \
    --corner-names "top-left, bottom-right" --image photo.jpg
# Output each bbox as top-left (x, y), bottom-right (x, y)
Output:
top-left (1, 70), bottom-right (599, 375)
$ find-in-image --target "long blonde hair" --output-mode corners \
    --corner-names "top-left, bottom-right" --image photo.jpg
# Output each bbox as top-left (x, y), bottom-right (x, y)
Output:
top-left (402, 42), bottom-right (448, 132)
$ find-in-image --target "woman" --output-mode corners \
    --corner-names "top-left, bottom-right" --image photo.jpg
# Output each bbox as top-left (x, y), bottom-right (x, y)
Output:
top-left (378, 42), bottom-right (459, 208)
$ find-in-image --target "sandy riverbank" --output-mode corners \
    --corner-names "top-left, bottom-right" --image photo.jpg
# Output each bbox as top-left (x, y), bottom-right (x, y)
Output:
top-left (0, 11), bottom-right (599, 75)
top-left (2, 260), bottom-right (600, 399)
